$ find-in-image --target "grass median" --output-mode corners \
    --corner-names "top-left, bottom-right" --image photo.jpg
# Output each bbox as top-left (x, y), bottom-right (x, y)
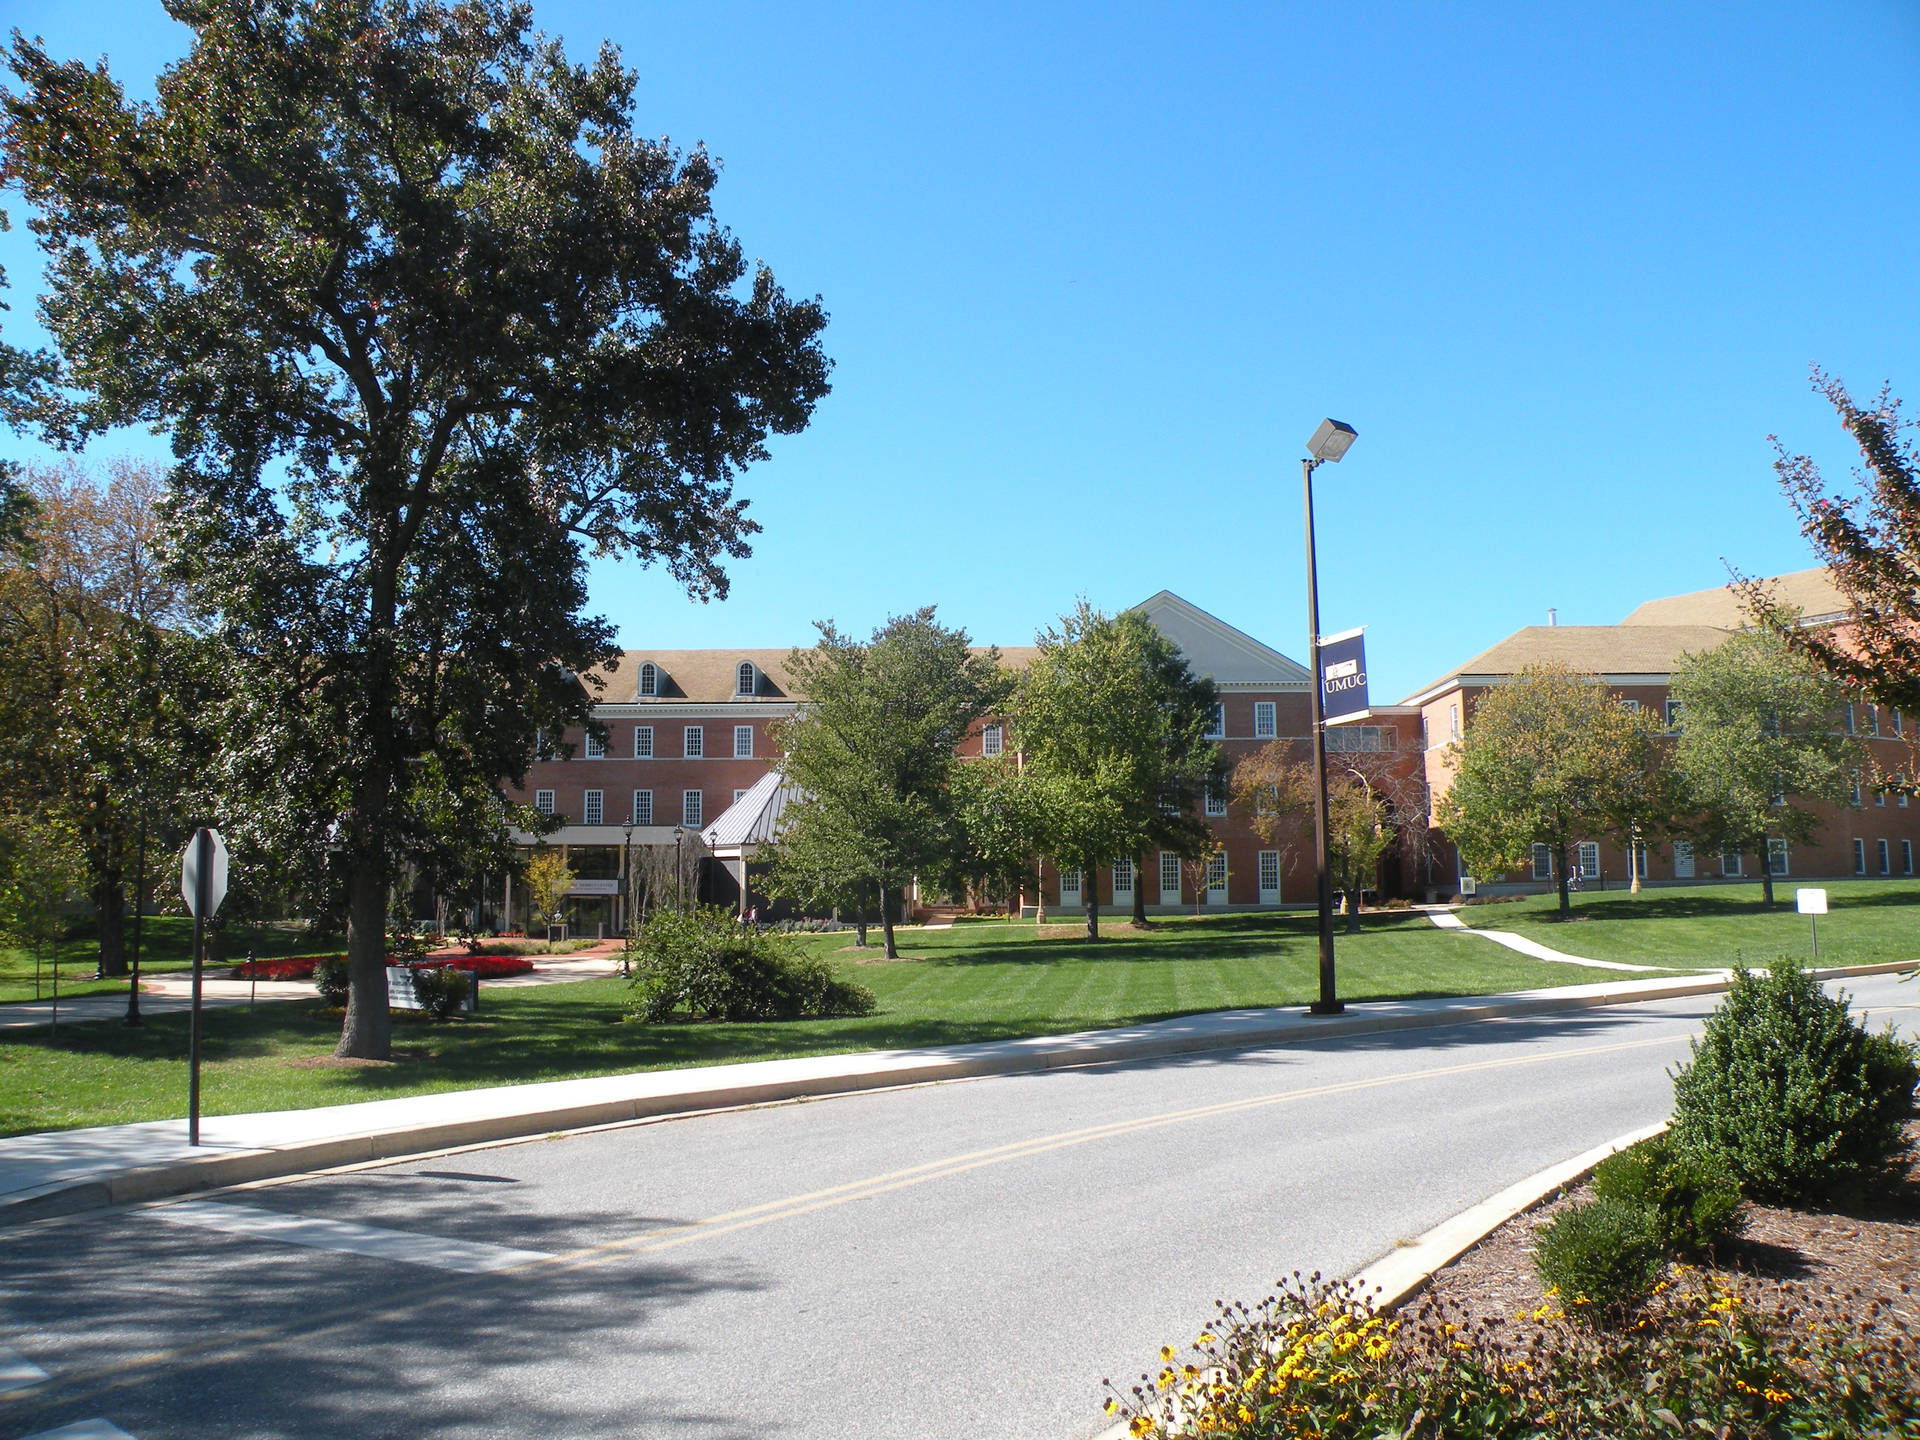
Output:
top-left (0, 909), bottom-right (1669, 1137)
top-left (0, 918), bottom-right (326, 1005)
top-left (1454, 877), bottom-right (1920, 969)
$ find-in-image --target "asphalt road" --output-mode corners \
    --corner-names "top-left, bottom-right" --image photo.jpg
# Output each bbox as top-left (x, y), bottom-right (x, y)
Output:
top-left (2, 974), bottom-right (1913, 1440)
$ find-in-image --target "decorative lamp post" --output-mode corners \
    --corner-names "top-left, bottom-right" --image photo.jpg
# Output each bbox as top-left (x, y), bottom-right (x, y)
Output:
top-left (673, 825), bottom-right (687, 913)
top-left (1303, 417), bottom-right (1357, 1016)
top-left (621, 813), bottom-right (636, 975)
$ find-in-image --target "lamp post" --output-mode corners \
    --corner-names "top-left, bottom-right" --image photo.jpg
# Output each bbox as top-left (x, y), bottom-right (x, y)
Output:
top-left (673, 825), bottom-right (686, 914)
top-left (621, 814), bottom-right (636, 975)
top-left (1303, 417), bottom-right (1358, 1016)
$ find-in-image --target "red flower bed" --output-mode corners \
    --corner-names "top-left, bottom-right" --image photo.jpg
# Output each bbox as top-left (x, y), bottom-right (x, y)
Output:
top-left (413, 955), bottom-right (536, 978)
top-left (229, 954), bottom-right (340, 980)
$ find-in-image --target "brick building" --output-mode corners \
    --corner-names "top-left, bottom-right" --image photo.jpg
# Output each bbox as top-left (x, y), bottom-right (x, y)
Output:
top-left (1406, 568), bottom-right (1920, 894)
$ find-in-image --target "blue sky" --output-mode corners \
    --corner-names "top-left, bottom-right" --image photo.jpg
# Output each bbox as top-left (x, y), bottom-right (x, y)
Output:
top-left (4, 0), bottom-right (1918, 700)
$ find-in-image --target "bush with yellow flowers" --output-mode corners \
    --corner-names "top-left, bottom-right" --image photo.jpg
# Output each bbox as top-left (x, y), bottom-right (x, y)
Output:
top-left (1103, 1268), bottom-right (1920, 1438)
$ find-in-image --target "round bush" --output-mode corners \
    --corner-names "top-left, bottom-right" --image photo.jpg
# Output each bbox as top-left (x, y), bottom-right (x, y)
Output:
top-left (313, 956), bottom-right (350, 1007)
top-left (628, 907), bottom-right (876, 1022)
top-left (1532, 1196), bottom-right (1666, 1325)
top-left (1669, 960), bottom-right (1919, 1206)
top-left (1592, 1134), bottom-right (1744, 1258)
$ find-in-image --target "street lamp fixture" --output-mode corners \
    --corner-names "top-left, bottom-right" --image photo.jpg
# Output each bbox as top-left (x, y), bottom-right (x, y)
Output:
top-left (1303, 417), bottom-right (1357, 1016)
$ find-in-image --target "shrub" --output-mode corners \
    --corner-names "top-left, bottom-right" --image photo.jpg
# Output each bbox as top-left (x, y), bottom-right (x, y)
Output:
top-left (1105, 1270), bottom-right (1920, 1439)
top-left (1591, 1134), bottom-right (1744, 1258)
top-left (1531, 1196), bottom-right (1667, 1325)
top-left (406, 964), bottom-right (472, 1020)
top-left (1670, 958), bottom-right (1919, 1205)
top-left (628, 907), bottom-right (876, 1023)
top-left (313, 956), bottom-right (350, 1006)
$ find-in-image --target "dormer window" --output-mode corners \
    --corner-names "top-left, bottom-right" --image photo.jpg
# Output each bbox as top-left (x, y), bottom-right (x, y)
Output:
top-left (638, 662), bottom-right (658, 698)
top-left (736, 661), bottom-right (757, 697)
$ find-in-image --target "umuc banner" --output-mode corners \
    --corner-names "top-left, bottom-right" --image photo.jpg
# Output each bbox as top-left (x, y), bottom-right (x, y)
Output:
top-left (1319, 626), bottom-right (1372, 723)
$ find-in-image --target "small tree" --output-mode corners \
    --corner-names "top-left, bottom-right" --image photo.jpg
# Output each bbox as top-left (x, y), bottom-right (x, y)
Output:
top-left (1233, 745), bottom-right (1423, 930)
top-left (1750, 369), bottom-right (1920, 728)
top-left (1439, 665), bottom-right (1664, 918)
top-left (771, 609), bottom-right (1008, 959)
top-left (523, 848), bottom-right (574, 937)
top-left (0, 813), bottom-right (83, 988)
top-left (1016, 602), bottom-right (1222, 941)
top-left (1669, 627), bottom-right (1858, 906)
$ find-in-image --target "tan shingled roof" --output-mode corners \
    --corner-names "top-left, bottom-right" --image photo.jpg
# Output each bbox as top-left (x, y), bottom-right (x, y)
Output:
top-left (1621, 567), bottom-right (1847, 626)
top-left (589, 645), bottom-right (1040, 704)
top-left (1406, 625), bottom-right (1732, 700)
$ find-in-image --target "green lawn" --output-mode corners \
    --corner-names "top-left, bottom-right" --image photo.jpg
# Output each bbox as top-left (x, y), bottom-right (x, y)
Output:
top-left (0, 910), bottom-right (1639, 1137)
top-left (1455, 878), bottom-right (1920, 969)
top-left (0, 918), bottom-right (335, 1005)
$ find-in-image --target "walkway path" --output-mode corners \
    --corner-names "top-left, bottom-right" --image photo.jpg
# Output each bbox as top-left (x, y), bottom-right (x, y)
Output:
top-left (0, 943), bottom-right (625, 1033)
top-left (1423, 907), bottom-right (1675, 973)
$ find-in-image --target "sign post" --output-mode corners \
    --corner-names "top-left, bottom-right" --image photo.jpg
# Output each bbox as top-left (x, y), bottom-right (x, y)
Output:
top-left (180, 828), bottom-right (230, 1146)
top-left (1796, 887), bottom-right (1827, 961)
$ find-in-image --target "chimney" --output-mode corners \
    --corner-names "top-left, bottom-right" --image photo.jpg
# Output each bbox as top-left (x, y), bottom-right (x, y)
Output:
top-left (1547, 608), bottom-right (1558, 627)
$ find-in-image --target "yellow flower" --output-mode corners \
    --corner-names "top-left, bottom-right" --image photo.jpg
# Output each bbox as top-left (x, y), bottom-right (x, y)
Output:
top-left (1105, 1399), bottom-right (1118, 1414)
top-left (1129, 1418), bottom-right (1153, 1439)
top-left (1160, 1345), bottom-right (1177, 1361)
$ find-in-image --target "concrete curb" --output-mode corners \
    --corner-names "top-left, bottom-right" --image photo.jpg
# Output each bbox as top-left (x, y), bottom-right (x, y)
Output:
top-left (6, 959), bottom-right (1910, 1229)
top-left (1088, 1117), bottom-right (1672, 1440)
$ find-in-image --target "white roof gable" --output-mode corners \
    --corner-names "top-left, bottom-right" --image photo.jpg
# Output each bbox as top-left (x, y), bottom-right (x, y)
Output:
top-left (1131, 591), bottom-right (1310, 689)
top-left (701, 768), bottom-right (802, 851)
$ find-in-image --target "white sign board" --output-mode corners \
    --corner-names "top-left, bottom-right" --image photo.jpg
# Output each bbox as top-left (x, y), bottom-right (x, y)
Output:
top-left (569, 878), bottom-right (620, 896)
top-left (180, 829), bottom-right (230, 919)
top-left (1796, 888), bottom-right (1828, 915)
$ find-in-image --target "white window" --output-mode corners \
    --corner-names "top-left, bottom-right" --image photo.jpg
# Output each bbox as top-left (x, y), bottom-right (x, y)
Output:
top-left (734, 725), bottom-right (753, 758)
top-left (1205, 784), bottom-right (1227, 817)
top-left (684, 725), bottom-right (704, 759)
top-left (1904, 839), bottom-right (1914, 875)
top-left (1895, 708), bottom-right (1905, 736)
top-left (1879, 838), bottom-right (1892, 874)
top-left (1254, 702), bottom-right (1276, 739)
top-left (1767, 838), bottom-right (1788, 876)
top-left (1531, 844), bottom-right (1552, 880)
top-left (1258, 849), bottom-right (1281, 901)
top-left (736, 661), bottom-right (757, 696)
top-left (981, 723), bottom-right (1004, 758)
top-left (1870, 706), bottom-right (1882, 737)
top-left (631, 789), bottom-right (652, 826)
top-left (1621, 699), bottom-right (1641, 713)
top-left (583, 789), bottom-right (604, 825)
top-left (1845, 701), bottom-right (1856, 734)
top-left (1112, 857), bottom-right (1134, 896)
top-left (1672, 841), bottom-right (1694, 879)
top-left (1876, 788), bottom-right (1887, 807)
top-left (1722, 849), bottom-right (1742, 877)
top-left (1665, 699), bottom-right (1684, 731)
top-left (1059, 866), bottom-right (1082, 902)
top-left (1577, 842), bottom-right (1600, 879)
top-left (583, 730), bottom-right (606, 759)
top-left (1854, 837), bottom-right (1867, 874)
top-left (734, 789), bottom-right (748, 805)
top-left (1160, 850), bottom-right (1181, 901)
top-left (638, 662), bottom-right (659, 697)
top-left (1771, 774), bottom-right (1787, 806)
top-left (1326, 726), bottom-right (1390, 752)
top-left (534, 789), bottom-right (555, 817)
top-left (1205, 851), bottom-right (1229, 897)
top-left (1203, 704), bottom-right (1225, 740)
top-left (634, 725), bottom-right (654, 759)
top-left (1449, 703), bottom-right (1461, 740)
top-left (1851, 771), bottom-right (1863, 806)
top-left (682, 790), bottom-right (702, 827)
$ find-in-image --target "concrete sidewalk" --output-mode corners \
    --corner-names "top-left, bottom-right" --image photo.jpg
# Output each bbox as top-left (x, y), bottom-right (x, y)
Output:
top-left (0, 951), bottom-right (623, 1032)
top-left (2, 961), bottom-right (1909, 1226)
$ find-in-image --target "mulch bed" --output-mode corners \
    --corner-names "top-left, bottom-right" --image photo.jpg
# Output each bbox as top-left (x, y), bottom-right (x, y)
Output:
top-left (1417, 1120), bottom-right (1920, 1339)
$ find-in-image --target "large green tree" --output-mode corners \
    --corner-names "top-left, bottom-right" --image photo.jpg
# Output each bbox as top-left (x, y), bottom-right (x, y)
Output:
top-left (1669, 628), bottom-right (1857, 907)
top-left (1439, 664), bottom-right (1668, 918)
top-left (2, 0), bottom-right (830, 1057)
top-left (1014, 602), bottom-right (1222, 940)
top-left (767, 609), bottom-right (1008, 959)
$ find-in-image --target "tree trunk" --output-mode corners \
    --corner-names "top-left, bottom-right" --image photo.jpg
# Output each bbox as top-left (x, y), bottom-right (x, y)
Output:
top-left (1345, 884), bottom-right (1363, 933)
top-left (1758, 847), bottom-right (1775, 907)
top-left (337, 860), bottom-right (393, 1059)
top-left (853, 882), bottom-right (869, 947)
top-left (1084, 869), bottom-right (1099, 942)
top-left (878, 882), bottom-right (898, 959)
top-left (1556, 841), bottom-right (1572, 919)
top-left (92, 870), bottom-right (128, 977)
top-left (1131, 853), bottom-right (1149, 927)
